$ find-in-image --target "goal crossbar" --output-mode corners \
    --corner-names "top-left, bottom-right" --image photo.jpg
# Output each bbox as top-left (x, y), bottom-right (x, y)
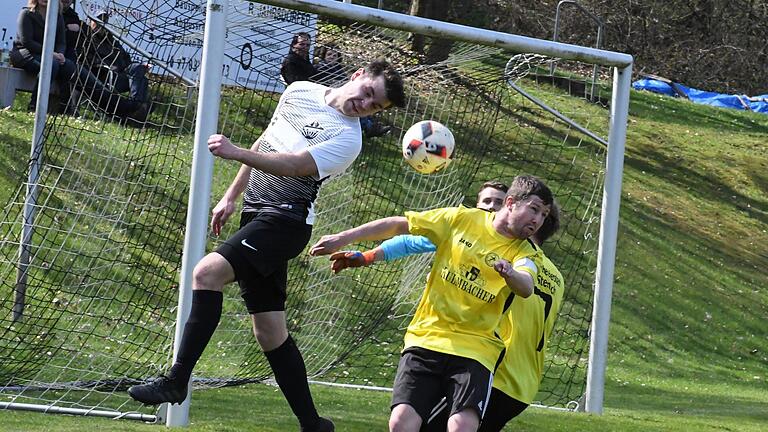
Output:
top-left (253, 0), bottom-right (633, 68)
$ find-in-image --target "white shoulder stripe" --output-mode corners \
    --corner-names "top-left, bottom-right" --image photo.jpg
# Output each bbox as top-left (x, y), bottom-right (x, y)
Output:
top-left (513, 258), bottom-right (538, 275)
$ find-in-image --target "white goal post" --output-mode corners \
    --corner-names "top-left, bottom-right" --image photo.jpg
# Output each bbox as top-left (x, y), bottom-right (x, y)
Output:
top-left (171, 0), bottom-right (632, 426)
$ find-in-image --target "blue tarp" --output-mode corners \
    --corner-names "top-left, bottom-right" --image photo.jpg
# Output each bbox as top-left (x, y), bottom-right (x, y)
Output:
top-left (632, 77), bottom-right (768, 114)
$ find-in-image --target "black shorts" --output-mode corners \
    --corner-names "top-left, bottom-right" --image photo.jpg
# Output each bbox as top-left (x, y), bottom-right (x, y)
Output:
top-left (420, 387), bottom-right (528, 432)
top-left (391, 347), bottom-right (493, 423)
top-left (215, 211), bottom-right (312, 313)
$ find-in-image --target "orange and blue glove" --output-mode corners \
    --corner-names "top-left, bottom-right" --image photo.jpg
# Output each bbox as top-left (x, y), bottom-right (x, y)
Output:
top-left (329, 250), bottom-right (376, 274)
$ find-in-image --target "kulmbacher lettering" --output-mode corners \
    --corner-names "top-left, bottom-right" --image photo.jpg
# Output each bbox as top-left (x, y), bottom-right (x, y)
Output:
top-left (440, 267), bottom-right (496, 303)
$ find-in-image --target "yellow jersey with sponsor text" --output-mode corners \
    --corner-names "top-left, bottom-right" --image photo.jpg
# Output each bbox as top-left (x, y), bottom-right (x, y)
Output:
top-left (403, 206), bottom-right (539, 372)
top-left (494, 249), bottom-right (564, 403)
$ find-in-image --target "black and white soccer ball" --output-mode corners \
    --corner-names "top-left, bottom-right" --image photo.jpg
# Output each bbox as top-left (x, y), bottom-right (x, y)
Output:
top-left (401, 120), bottom-right (455, 174)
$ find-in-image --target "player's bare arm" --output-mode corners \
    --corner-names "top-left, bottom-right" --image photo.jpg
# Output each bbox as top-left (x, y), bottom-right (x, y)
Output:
top-left (210, 140), bottom-right (262, 235)
top-left (208, 134), bottom-right (319, 177)
top-left (494, 259), bottom-right (534, 297)
top-left (309, 216), bottom-right (409, 257)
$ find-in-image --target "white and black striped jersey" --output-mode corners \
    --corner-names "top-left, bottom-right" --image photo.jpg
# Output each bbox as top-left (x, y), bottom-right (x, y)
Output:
top-left (243, 81), bottom-right (362, 225)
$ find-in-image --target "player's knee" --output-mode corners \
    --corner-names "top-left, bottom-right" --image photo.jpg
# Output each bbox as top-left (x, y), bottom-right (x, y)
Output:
top-left (192, 254), bottom-right (230, 290)
top-left (447, 409), bottom-right (479, 432)
top-left (251, 313), bottom-right (288, 351)
top-left (389, 404), bottom-right (420, 432)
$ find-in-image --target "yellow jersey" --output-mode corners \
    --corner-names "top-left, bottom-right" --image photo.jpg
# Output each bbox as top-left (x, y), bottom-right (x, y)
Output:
top-left (403, 207), bottom-right (540, 372)
top-left (494, 249), bottom-right (564, 403)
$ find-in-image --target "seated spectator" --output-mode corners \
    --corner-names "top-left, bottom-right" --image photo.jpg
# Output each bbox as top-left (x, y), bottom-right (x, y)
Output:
top-left (10, 0), bottom-right (76, 112)
top-left (9, 0), bottom-right (147, 122)
top-left (60, 0), bottom-right (79, 61)
top-left (280, 32), bottom-right (316, 85)
top-left (79, 9), bottom-right (149, 103)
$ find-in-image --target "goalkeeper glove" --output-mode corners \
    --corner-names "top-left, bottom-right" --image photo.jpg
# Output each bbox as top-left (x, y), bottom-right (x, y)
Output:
top-left (329, 250), bottom-right (376, 274)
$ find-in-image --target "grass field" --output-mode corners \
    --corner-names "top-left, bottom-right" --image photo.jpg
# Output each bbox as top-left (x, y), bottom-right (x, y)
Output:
top-left (0, 75), bottom-right (766, 432)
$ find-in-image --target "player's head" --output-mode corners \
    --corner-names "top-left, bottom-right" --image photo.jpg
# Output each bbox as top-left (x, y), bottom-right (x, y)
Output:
top-left (531, 200), bottom-right (560, 245)
top-left (290, 32), bottom-right (311, 58)
top-left (494, 175), bottom-right (553, 239)
top-left (60, 0), bottom-right (73, 9)
top-left (335, 59), bottom-right (405, 117)
top-left (476, 181), bottom-right (508, 212)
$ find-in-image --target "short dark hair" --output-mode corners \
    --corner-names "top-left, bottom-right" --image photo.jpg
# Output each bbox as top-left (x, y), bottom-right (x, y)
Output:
top-left (291, 32), bottom-right (311, 46)
top-left (506, 174), bottom-right (554, 207)
top-left (365, 59), bottom-right (405, 108)
top-left (532, 200), bottom-right (561, 245)
top-left (477, 181), bottom-right (508, 199)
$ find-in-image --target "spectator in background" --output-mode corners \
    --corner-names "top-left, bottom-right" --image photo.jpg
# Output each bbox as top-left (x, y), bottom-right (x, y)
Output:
top-left (79, 9), bottom-right (149, 104)
top-left (280, 31), bottom-right (316, 85)
top-left (314, 44), bottom-right (344, 85)
top-left (60, 0), bottom-right (79, 61)
top-left (10, 0), bottom-right (76, 112)
top-left (281, 32), bottom-right (391, 138)
top-left (10, 0), bottom-right (147, 121)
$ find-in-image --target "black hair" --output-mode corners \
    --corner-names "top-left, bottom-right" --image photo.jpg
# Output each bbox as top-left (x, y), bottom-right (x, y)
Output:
top-left (364, 59), bottom-right (406, 108)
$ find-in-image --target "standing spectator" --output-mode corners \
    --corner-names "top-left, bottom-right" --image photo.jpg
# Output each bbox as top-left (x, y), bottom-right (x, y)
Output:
top-left (79, 9), bottom-right (149, 103)
top-left (314, 44), bottom-right (344, 85)
top-left (280, 32), bottom-right (316, 85)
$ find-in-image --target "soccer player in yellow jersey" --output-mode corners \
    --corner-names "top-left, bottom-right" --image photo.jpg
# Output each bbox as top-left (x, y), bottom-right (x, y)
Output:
top-left (480, 204), bottom-right (564, 431)
top-left (327, 189), bottom-right (564, 432)
top-left (424, 203), bottom-right (564, 432)
top-left (309, 175), bottom-right (553, 432)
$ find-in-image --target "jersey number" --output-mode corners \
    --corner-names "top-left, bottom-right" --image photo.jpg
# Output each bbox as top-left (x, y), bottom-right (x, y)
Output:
top-left (534, 287), bottom-right (553, 352)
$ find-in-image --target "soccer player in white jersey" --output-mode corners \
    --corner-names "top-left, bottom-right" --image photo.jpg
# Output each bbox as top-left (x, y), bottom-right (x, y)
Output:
top-left (128, 60), bottom-right (405, 432)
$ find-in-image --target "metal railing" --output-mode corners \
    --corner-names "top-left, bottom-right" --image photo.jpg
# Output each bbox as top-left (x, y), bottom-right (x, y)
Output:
top-left (550, 0), bottom-right (604, 100)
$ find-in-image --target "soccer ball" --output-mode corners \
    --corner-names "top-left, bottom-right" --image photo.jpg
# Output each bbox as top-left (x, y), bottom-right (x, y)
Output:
top-left (401, 120), bottom-right (455, 174)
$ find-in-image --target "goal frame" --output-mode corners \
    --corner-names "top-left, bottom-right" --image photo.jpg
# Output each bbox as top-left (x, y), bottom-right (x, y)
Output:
top-left (169, 0), bottom-right (632, 426)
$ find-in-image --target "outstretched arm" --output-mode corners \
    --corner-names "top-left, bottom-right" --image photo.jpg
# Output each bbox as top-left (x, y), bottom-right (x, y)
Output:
top-left (308, 216), bottom-right (409, 257)
top-left (326, 234), bottom-right (436, 273)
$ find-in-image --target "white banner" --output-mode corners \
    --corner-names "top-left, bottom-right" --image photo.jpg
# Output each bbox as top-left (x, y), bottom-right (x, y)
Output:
top-left (1, 1), bottom-right (27, 48)
top-left (1, 0), bottom-right (317, 92)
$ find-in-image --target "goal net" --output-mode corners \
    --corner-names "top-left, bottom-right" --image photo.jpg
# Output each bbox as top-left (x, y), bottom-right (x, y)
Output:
top-left (0, 0), bottom-right (630, 422)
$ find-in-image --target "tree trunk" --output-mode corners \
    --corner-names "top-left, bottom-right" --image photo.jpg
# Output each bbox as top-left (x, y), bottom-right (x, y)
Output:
top-left (409, 0), bottom-right (427, 54)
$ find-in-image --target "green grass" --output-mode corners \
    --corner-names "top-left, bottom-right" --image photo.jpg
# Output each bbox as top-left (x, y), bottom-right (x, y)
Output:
top-left (0, 80), bottom-right (766, 431)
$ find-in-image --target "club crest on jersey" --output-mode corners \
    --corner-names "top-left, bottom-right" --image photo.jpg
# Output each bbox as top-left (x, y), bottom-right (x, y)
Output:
top-left (484, 252), bottom-right (500, 267)
top-left (302, 121), bottom-right (324, 139)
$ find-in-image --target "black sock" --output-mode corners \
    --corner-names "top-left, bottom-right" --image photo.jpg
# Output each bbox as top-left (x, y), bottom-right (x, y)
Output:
top-left (265, 335), bottom-right (320, 428)
top-left (168, 290), bottom-right (223, 383)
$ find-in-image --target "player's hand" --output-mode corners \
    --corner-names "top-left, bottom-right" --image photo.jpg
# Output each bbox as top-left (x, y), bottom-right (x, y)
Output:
top-left (208, 134), bottom-right (241, 160)
top-left (494, 259), bottom-right (514, 279)
top-left (210, 196), bottom-right (236, 236)
top-left (309, 234), bottom-right (348, 256)
top-left (329, 251), bottom-right (370, 274)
